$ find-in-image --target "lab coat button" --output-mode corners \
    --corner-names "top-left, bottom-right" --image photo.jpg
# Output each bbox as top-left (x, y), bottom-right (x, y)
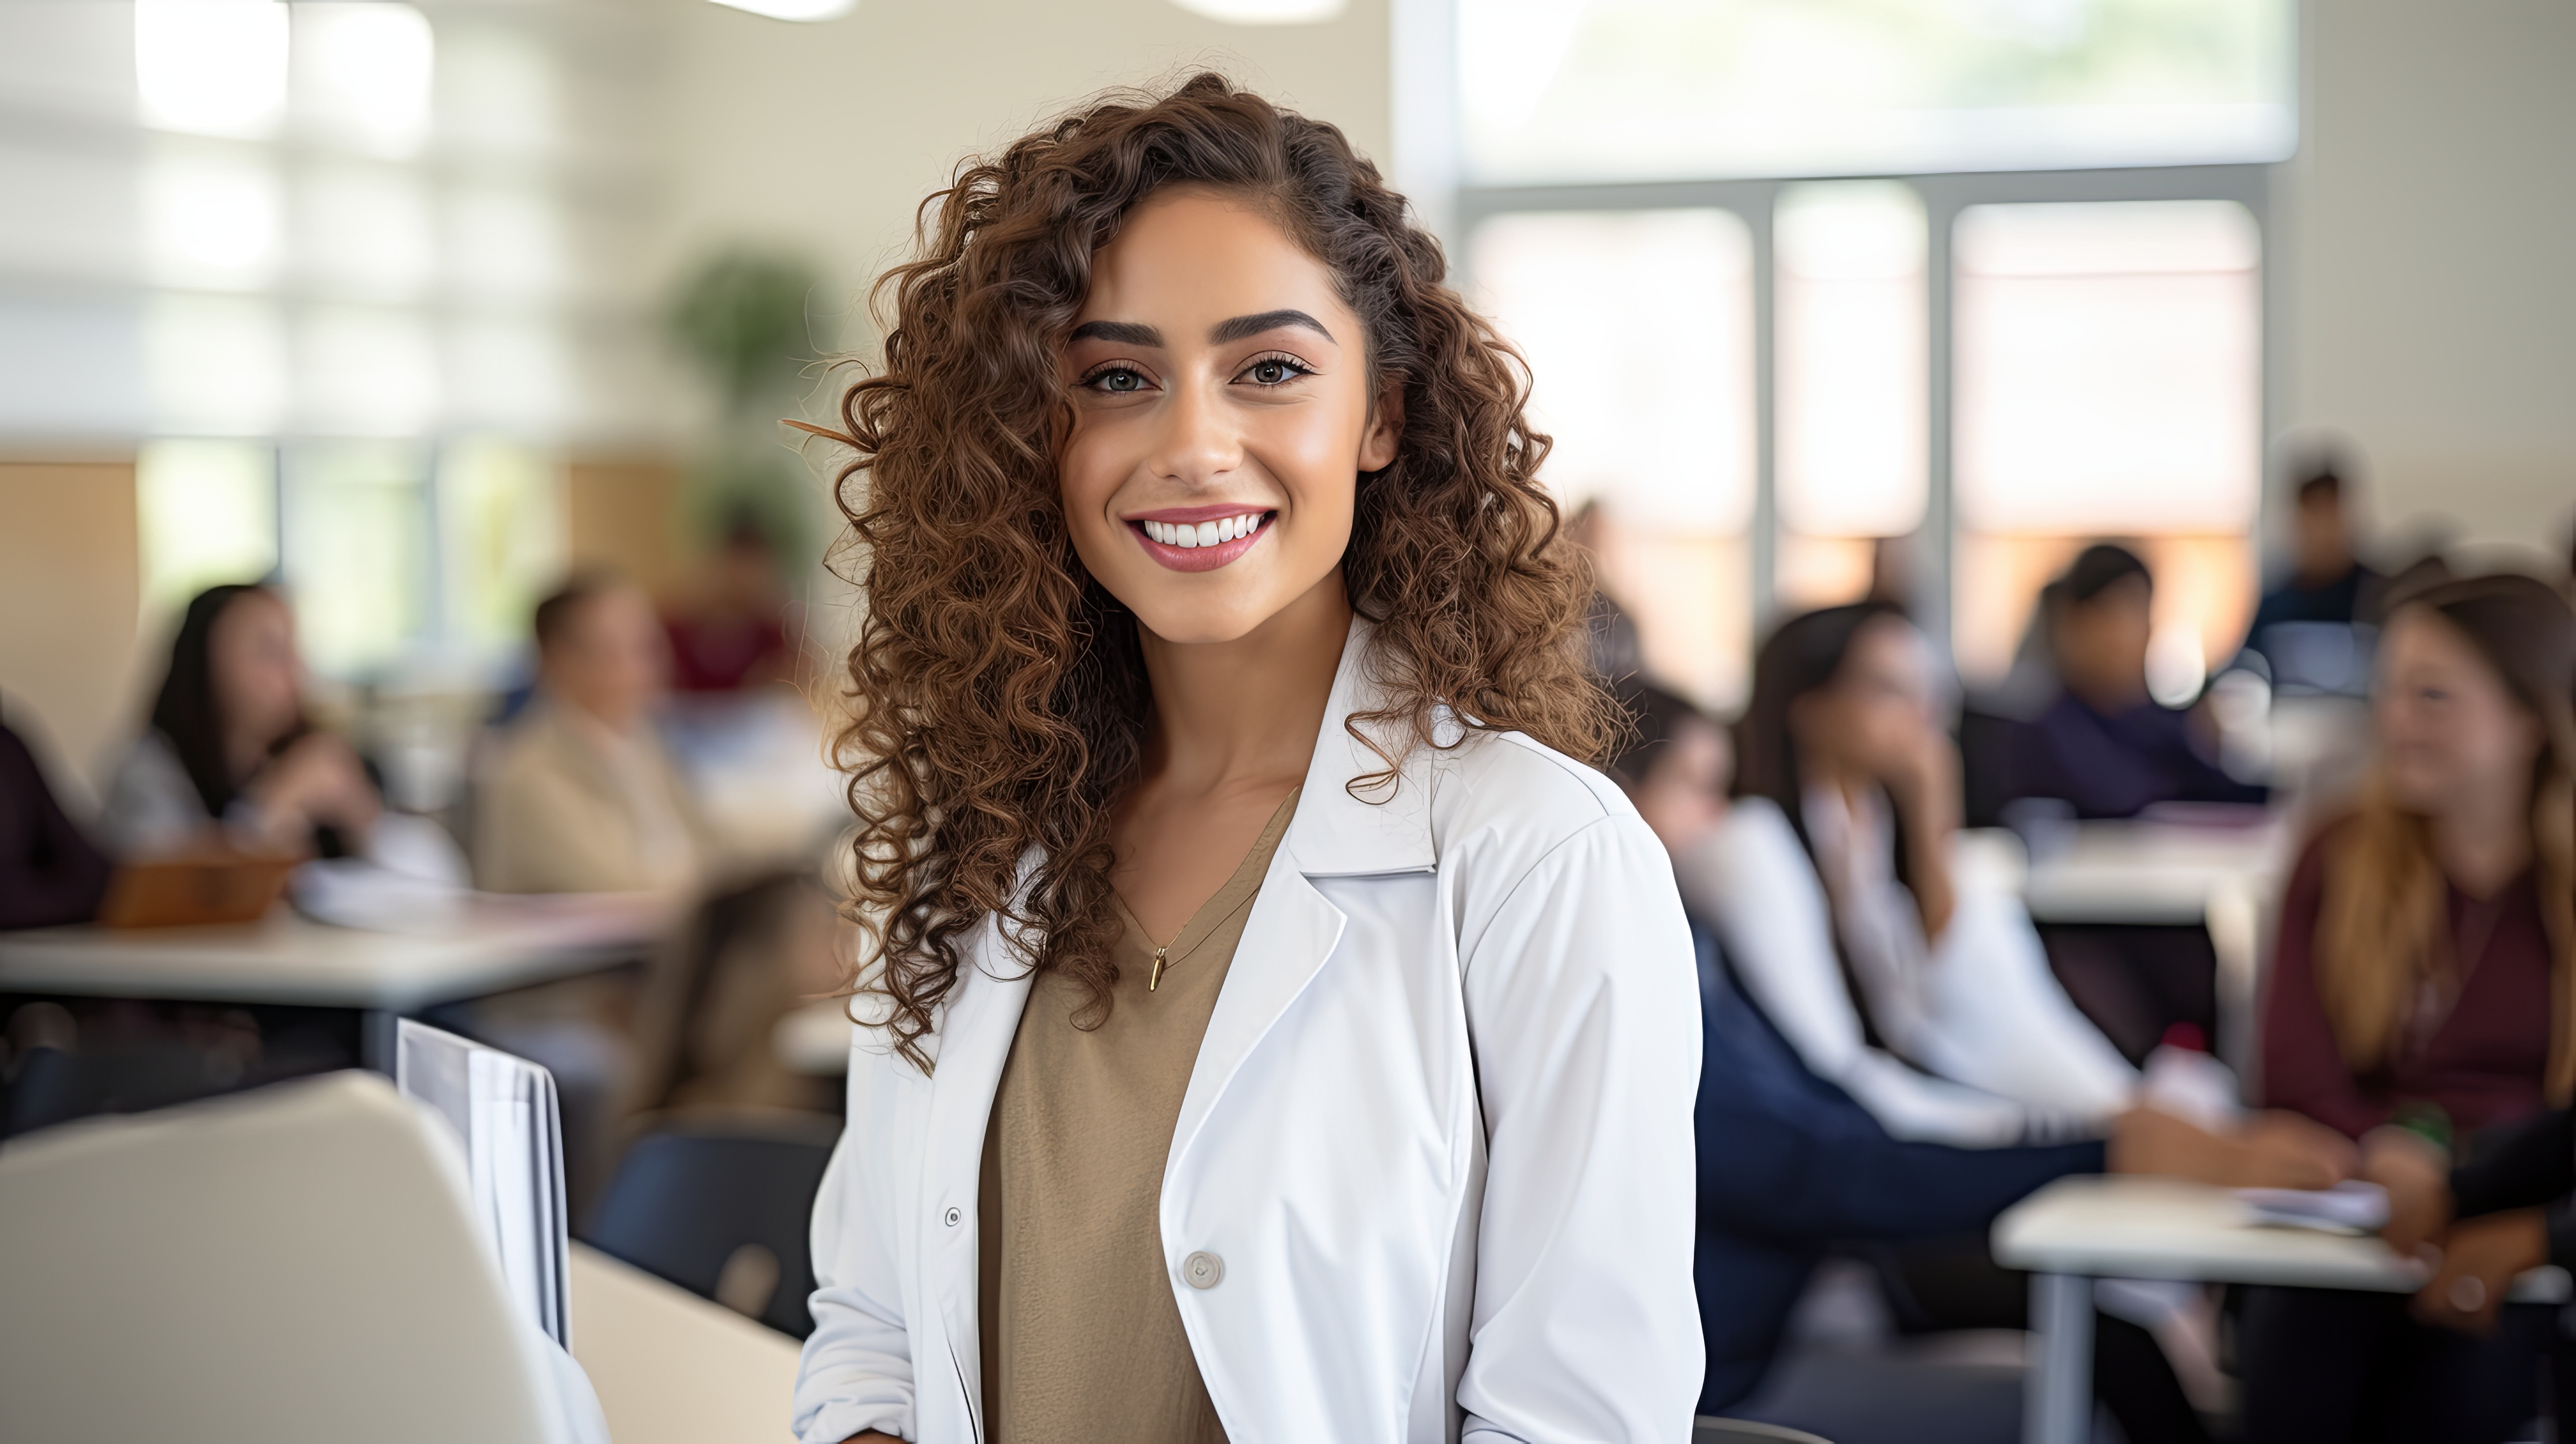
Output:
top-left (943, 1206), bottom-right (962, 1227)
top-left (1182, 1251), bottom-right (1223, 1289)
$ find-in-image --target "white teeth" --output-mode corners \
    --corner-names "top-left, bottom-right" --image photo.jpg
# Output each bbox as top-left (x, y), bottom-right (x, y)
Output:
top-left (1141, 514), bottom-right (1266, 548)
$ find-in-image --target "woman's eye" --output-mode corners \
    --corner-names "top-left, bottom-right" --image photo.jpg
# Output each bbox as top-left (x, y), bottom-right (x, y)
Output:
top-left (1240, 356), bottom-right (1310, 386)
top-left (1086, 367), bottom-right (1148, 394)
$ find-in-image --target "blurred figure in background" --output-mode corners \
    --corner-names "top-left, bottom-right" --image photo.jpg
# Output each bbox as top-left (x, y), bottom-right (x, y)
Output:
top-left (2249, 463), bottom-right (2384, 640)
top-left (1565, 499), bottom-right (1644, 686)
top-left (1988, 545), bottom-right (2265, 822)
top-left (1619, 663), bottom-right (2346, 1436)
top-left (1702, 600), bottom-right (2140, 1138)
top-left (475, 574), bottom-right (705, 896)
top-left (663, 516), bottom-right (798, 695)
top-left (2242, 572), bottom-right (2576, 1442)
top-left (98, 584), bottom-right (382, 860)
top-left (0, 712), bottom-right (110, 928)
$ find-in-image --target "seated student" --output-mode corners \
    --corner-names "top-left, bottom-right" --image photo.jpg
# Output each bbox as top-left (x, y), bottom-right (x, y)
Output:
top-left (475, 575), bottom-right (705, 896)
top-left (1607, 678), bottom-right (2349, 1436)
top-left (99, 583), bottom-right (383, 860)
top-left (1690, 600), bottom-right (2142, 1141)
top-left (2247, 463), bottom-right (2385, 642)
top-left (1994, 545), bottom-right (2265, 821)
top-left (2244, 572), bottom-right (2576, 1443)
top-left (0, 714), bottom-right (111, 928)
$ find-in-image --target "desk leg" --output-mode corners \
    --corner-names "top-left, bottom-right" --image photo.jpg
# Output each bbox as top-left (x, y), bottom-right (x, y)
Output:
top-left (359, 1009), bottom-right (399, 1075)
top-left (2025, 1272), bottom-right (2093, 1444)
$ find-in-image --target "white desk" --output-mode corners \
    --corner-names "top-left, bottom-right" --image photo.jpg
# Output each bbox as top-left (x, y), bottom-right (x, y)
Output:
top-left (1993, 1176), bottom-right (2570, 1444)
top-left (2016, 819), bottom-right (2284, 928)
top-left (0, 893), bottom-right (673, 1066)
top-left (570, 1242), bottom-right (801, 1444)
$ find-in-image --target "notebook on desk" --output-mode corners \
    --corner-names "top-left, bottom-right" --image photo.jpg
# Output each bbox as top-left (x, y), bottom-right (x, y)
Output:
top-left (396, 1020), bottom-right (571, 1349)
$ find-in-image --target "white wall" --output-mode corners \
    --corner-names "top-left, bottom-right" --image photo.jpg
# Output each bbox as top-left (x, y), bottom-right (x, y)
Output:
top-left (2279, 0), bottom-right (2576, 564)
top-left (652, 0), bottom-right (1392, 356)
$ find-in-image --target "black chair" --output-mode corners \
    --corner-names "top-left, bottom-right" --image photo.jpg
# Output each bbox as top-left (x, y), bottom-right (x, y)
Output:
top-left (583, 1111), bottom-right (840, 1338)
top-left (1696, 1420), bottom-right (1832, 1444)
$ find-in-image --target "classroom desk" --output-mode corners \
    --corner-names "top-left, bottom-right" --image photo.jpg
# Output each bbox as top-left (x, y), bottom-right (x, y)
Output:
top-left (2016, 819), bottom-right (2284, 928)
top-left (1993, 1175), bottom-right (2572, 1444)
top-left (0, 893), bottom-right (671, 1068)
top-left (569, 1241), bottom-right (800, 1444)
top-left (2007, 818), bottom-right (2288, 1074)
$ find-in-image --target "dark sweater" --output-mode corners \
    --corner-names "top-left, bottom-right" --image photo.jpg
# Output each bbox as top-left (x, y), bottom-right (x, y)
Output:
top-left (2261, 825), bottom-right (2554, 1142)
top-left (0, 718), bottom-right (111, 929)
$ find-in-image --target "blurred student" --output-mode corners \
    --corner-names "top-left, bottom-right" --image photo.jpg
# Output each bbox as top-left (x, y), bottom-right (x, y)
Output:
top-left (2249, 463), bottom-right (2384, 638)
top-left (1611, 677), bottom-right (2347, 1434)
top-left (2243, 572), bottom-right (2576, 1442)
top-left (663, 518), bottom-right (797, 694)
top-left (99, 584), bottom-right (382, 860)
top-left (1993, 545), bottom-right (2265, 821)
top-left (1693, 600), bottom-right (2141, 1139)
top-left (0, 714), bottom-right (111, 928)
top-left (475, 575), bottom-right (704, 895)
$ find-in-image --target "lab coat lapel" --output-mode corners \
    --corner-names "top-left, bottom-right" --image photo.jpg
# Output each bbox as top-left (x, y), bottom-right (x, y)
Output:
top-left (920, 905), bottom-right (1037, 1435)
top-left (1169, 621), bottom-right (1438, 1166)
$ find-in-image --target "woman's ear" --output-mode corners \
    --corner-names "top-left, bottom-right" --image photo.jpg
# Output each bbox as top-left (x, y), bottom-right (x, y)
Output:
top-left (1358, 379), bottom-right (1405, 472)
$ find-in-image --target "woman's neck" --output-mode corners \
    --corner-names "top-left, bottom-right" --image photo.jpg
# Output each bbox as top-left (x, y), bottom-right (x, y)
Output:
top-left (1136, 569), bottom-right (1353, 798)
top-left (2430, 771), bottom-right (2535, 900)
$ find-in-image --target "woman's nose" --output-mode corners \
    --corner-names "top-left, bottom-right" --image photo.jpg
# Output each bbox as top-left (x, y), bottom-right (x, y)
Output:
top-left (1149, 375), bottom-right (1242, 487)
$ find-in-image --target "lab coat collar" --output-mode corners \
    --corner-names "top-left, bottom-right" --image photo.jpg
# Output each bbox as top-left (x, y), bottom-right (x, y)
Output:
top-left (1279, 617), bottom-right (1443, 879)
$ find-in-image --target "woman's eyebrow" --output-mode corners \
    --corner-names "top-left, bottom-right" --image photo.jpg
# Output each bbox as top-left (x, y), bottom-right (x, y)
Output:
top-left (1068, 320), bottom-right (1162, 346)
top-left (1210, 309), bottom-right (1334, 345)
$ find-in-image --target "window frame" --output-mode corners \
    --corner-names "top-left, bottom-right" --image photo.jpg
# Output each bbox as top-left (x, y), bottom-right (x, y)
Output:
top-left (1453, 161), bottom-right (2276, 657)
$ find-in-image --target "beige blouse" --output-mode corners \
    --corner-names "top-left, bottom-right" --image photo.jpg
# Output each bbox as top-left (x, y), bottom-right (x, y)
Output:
top-left (976, 789), bottom-right (1300, 1444)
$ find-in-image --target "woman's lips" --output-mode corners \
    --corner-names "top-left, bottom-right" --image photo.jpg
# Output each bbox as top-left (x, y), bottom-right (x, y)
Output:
top-left (1126, 510), bottom-right (1274, 573)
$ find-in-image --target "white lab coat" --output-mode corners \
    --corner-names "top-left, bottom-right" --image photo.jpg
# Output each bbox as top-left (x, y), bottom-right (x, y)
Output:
top-left (794, 622), bottom-right (1704, 1444)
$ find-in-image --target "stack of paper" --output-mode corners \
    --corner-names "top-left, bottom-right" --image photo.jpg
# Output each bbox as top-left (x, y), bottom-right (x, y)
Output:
top-left (395, 1020), bottom-right (571, 1348)
top-left (2238, 1180), bottom-right (2391, 1234)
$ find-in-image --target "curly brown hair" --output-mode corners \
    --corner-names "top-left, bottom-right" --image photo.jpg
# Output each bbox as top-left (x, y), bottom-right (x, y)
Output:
top-left (816, 73), bottom-right (1616, 1070)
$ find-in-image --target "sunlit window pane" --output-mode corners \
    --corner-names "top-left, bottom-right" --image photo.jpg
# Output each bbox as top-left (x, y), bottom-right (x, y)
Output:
top-left (1457, 0), bottom-right (2296, 184)
top-left (438, 438), bottom-right (564, 657)
top-left (283, 442), bottom-right (432, 676)
top-left (137, 440), bottom-right (278, 614)
top-left (1954, 200), bottom-right (2261, 534)
top-left (1468, 208), bottom-right (1756, 706)
top-left (291, 4), bottom-right (434, 159)
top-left (1777, 181), bottom-right (1926, 543)
top-left (134, 0), bottom-right (288, 140)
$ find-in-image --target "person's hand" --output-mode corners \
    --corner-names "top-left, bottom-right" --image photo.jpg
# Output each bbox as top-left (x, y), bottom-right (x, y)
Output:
top-left (2361, 1125), bottom-right (2452, 1261)
top-left (2230, 1110), bottom-right (2361, 1189)
top-left (1882, 722), bottom-right (1960, 832)
top-left (245, 733), bottom-right (381, 850)
top-left (2110, 1105), bottom-right (2354, 1188)
top-left (2412, 1209), bottom-right (2546, 1336)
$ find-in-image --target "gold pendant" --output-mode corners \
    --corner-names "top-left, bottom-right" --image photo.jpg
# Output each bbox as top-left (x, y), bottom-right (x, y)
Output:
top-left (1149, 946), bottom-right (1168, 991)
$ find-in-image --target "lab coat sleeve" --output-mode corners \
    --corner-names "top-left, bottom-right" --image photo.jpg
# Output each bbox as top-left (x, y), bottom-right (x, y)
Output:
top-left (793, 1041), bottom-right (916, 1444)
top-left (1455, 814), bottom-right (1704, 1444)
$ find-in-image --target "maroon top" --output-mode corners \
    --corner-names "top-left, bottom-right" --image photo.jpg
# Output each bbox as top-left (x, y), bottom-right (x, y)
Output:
top-left (2261, 823), bottom-right (2555, 1143)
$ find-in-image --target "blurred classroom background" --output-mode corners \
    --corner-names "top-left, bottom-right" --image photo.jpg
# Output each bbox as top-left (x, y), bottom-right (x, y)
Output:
top-left (2, 2), bottom-right (2573, 1442)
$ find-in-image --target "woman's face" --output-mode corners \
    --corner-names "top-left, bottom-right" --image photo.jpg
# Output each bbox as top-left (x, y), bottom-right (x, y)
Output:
top-left (1800, 615), bottom-right (1939, 780)
top-left (2375, 607), bottom-right (2542, 814)
top-left (1057, 188), bottom-right (1401, 645)
top-left (209, 590), bottom-right (303, 753)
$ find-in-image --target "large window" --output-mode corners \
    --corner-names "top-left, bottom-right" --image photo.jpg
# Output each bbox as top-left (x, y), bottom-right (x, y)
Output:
top-left (1454, 2), bottom-right (2279, 710)
top-left (1468, 209), bottom-right (1757, 706)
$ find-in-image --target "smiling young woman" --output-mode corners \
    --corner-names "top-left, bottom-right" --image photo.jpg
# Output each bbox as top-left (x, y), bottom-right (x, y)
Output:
top-left (793, 75), bottom-right (1704, 1444)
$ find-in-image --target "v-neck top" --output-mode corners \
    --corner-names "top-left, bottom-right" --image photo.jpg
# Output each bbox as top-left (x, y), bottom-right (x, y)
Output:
top-left (976, 788), bottom-right (1300, 1444)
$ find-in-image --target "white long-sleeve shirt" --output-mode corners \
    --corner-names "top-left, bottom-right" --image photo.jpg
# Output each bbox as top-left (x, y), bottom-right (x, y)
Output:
top-left (1678, 794), bottom-right (2135, 1147)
